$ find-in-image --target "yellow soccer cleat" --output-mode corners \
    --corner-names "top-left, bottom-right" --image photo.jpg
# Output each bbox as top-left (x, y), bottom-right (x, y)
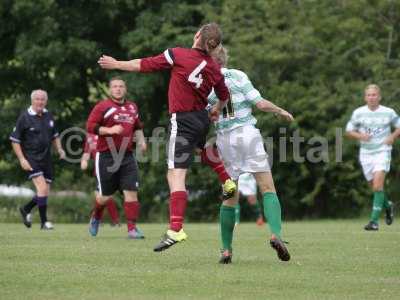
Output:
top-left (153, 229), bottom-right (188, 252)
top-left (222, 179), bottom-right (236, 200)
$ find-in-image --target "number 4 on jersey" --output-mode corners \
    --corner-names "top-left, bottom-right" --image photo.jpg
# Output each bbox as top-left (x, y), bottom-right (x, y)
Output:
top-left (188, 60), bottom-right (207, 88)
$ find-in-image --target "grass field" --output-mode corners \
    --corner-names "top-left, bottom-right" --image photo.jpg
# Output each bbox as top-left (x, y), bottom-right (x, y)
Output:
top-left (0, 220), bottom-right (399, 300)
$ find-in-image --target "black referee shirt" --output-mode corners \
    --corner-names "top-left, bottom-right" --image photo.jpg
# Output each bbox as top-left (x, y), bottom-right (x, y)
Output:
top-left (10, 106), bottom-right (59, 161)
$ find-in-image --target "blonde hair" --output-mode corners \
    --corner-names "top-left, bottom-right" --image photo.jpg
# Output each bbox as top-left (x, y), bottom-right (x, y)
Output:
top-left (364, 84), bottom-right (381, 95)
top-left (30, 89), bottom-right (48, 101)
top-left (212, 46), bottom-right (228, 67)
top-left (199, 23), bottom-right (222, 54)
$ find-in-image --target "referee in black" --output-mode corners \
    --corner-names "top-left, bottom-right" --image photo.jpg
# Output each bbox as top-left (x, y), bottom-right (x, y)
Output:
top-left (10, 89), bottom-right (65, 230)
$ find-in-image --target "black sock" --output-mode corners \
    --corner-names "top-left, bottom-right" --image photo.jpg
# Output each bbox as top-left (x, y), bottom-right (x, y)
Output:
top-left (36, 196), bottom-right (48, 224)
top-left (38, 205), bottom-right (47, 224)
top-left (23, 199), bottom-right (37, 213)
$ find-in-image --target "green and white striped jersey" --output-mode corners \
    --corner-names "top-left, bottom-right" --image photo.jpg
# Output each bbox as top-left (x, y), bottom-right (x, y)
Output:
top-left (208, 68), bottom-right (262, 133)
top-left (345, 105), bottom-right (400, 154)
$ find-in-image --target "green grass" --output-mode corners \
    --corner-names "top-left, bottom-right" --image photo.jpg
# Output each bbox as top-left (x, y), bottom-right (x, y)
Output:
top-left (0, 220), bottom-right (399, 300)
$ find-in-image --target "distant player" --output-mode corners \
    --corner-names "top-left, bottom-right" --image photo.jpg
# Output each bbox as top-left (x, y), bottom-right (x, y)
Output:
top-left (86, 77), bottom-right (147, 239)
top-left (98, 23), bottom-right (231, 251)
top-left (10, 89), bottom-right (65, 230)
top-left (345, 84), bottom-right (400, 231)
top-left (209, 46), bottom-right (294, 263)
top-left (235, 173), bottom-right (264, 226)
top-left (81, 133), bottom-right (120, 226)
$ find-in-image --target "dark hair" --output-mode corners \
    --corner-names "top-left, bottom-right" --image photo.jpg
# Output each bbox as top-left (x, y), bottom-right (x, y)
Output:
top-left (199, 23), bottom-right (222, 54)
top-left (109, 76), bottom-right (126, 86)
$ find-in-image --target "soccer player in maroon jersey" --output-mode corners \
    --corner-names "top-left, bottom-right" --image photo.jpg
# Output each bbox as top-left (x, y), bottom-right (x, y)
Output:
top-left (81, 133), bottom-right (120, 226)
top-left (86, 77), bottom-right (147, 239)
top-left (98, 23), bottom-right (230, 251)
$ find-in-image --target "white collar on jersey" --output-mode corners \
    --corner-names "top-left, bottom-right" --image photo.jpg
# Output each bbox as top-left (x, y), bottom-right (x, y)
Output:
top-left (28, 106), bottom-right (48, 116)
top-left (366, 105), bottom-right (381, 112)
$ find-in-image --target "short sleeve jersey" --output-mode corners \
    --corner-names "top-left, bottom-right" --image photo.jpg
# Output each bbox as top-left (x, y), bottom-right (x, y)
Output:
top-left (86, 99), bottom-right (143, 153)
top-left (9, 106), bottom-right (59, 161)
top-left (346, 105), bottom-right (400, 154)
top-left (140, 47), bottom-right (230, 113)
top-left (208, 68), bottom-right (263, 133)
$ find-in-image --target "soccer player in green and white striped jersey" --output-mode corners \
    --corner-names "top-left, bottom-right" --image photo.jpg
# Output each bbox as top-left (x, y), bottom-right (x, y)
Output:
top-left (208, 46), bottom-right (294, 263)
top-left (346, 84), bottom-right (400, 231)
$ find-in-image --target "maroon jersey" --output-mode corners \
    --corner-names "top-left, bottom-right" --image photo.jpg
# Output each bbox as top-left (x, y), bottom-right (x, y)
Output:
top-left (140, 47), bottom-right (230, 113)
top-left (83, 133), bottom-right (98, 160)
top-left (86, 99), bottom-right (143, 152)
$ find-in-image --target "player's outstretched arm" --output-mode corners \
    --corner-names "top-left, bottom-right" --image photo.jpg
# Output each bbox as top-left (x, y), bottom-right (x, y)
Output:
top-left (98, 55), bottom-right (141, 72)
top-left (256, 99), bottom-right (294, 122)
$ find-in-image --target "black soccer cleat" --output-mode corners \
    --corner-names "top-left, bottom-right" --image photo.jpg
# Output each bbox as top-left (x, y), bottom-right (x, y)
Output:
top-left (385, 201), bottom-right (394, 225)
top-left (153, 229), bottom-right (187, 252)
top-left (219, 249), bottom-right (232, 264)
top-left (364, 221), bottom-right (379, 231)
top-left (270, 238), bottom-right (290, 261)
top-left (19, 207), bottom-right (32, 228)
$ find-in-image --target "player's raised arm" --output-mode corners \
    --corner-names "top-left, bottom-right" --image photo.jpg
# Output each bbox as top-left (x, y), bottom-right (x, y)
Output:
top-left (98, 55), bottom-right (141, 72)
top-left (98, 49), bottom-right (175, 73)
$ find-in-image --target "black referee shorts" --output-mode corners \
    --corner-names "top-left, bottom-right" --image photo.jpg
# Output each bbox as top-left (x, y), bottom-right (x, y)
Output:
top-left (95, 151), bottom-right (139, 196)
top-left (27, 159), bottom-right (53, 183)
top-left (167, 109), bottom-right (210, 169)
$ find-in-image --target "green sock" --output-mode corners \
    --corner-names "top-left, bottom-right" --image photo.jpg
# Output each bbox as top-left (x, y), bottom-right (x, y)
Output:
top-left (234, 203), bottom-right (240, 224)
top-left (263, 192), bottom-right (282, 238)
top-left (220, 205), bottom-right (236, 251)
top-left (370, 191), bottom-right (385, 223)
top-left (382, 193), bottom-right (391, 210)
top-left (251, 201), bottom-right (262, 219)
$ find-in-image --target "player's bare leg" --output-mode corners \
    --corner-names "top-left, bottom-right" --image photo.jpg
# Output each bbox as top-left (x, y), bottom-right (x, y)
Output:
top-left (89, 193), bottom-right (109, 236)
top-left (246, 194), bottom-right (264, 226)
